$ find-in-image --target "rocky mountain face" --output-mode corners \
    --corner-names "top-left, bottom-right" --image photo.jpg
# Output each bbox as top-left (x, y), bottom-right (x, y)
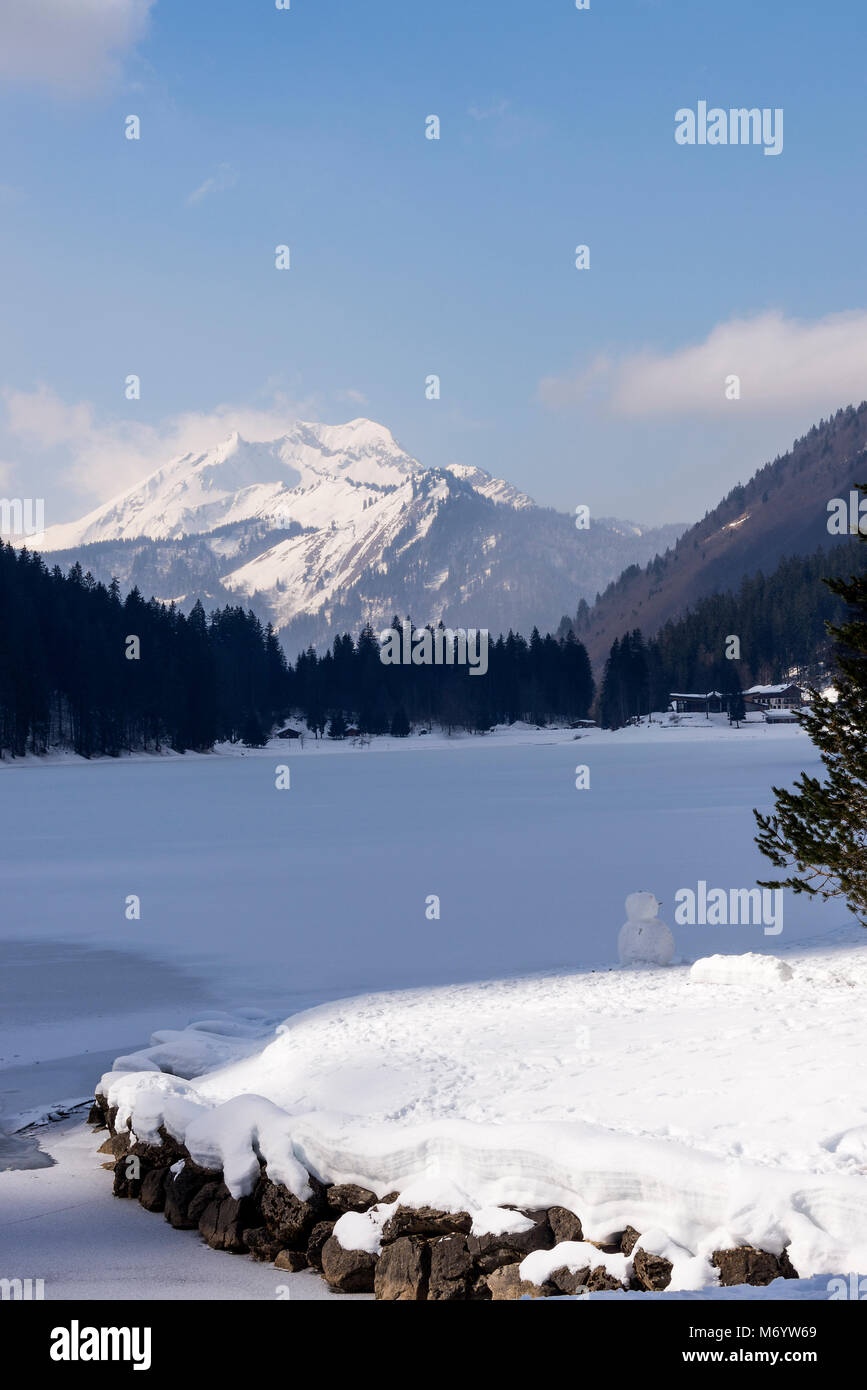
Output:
top-left (36, 418), bottom-right (686, 653)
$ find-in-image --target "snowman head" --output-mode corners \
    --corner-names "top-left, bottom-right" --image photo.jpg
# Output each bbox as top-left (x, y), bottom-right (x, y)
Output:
top-left (625, 891), bottom-right (661, 922)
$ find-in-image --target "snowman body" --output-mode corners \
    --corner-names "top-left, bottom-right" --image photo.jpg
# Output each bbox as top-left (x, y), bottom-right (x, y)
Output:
top-left (617, 891), bottom-right (675, 967)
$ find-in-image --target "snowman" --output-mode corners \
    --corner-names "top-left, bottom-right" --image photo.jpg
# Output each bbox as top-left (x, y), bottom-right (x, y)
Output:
top-left (617, 891), bottom-right (675, 967)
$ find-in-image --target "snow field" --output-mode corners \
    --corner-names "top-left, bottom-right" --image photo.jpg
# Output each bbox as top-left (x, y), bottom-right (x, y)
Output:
top-left (99, 930), bottom-right (867, 1288)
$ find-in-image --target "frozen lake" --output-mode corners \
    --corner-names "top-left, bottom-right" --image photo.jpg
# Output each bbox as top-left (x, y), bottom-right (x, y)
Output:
top-left (0, 721), bottom-right (846, 1126)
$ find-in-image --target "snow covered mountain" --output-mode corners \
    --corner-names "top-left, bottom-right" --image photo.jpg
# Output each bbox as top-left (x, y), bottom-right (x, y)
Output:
top-left (37, 418), bottom-right (686, 652)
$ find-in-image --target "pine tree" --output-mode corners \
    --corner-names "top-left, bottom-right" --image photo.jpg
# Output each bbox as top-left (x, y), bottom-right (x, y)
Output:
top-left (328, 710), bottom-right (348, 739)
top-left (390, 705), bottom-right (410, 737)
top-left (728, 688), bottom-right (746, 727)
top-left (754, 487), bottom-right (867, 922)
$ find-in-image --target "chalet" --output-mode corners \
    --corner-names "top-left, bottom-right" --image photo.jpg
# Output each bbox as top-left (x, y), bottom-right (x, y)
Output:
top-left (276, 726), bottom-right (303, 740)
top-left (669, 691), bottom-right (728, 715)
top-left (742, 683), bottom-right (802, 712)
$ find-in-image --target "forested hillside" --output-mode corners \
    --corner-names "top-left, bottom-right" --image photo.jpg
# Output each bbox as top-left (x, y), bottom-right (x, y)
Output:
top-left (587, 540), bottom-right (866, 727)
top-left (575, 403), bottom-right (867, 666)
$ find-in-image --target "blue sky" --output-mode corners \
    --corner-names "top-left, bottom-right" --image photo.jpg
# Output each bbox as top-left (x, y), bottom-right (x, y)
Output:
top-left (1, 0), bottom-right (867, 526)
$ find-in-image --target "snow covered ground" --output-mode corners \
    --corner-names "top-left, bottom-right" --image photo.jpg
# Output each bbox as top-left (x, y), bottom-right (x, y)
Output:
top-left (99, 930), bottom-right (867, 1290)
top-left (1, 718), bottom-right (864, 1297)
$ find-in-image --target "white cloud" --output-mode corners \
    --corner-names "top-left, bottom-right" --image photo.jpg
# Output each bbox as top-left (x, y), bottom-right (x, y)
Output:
top-left (187, 163), bottom-right (239, 206)
top-left (468, 100), bottom-right (510, 122)
top-left (4, 384), bottom-right (94, 445)
top-left (0, 0), bottom-right (154, 96)
top-left (2, 386), bottom-right (315, 503)
top-left (539, 310), bottom-right (867, 417)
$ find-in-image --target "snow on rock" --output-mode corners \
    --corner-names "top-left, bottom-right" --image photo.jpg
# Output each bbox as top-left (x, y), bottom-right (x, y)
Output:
top-left (471, 1207), bottom-right (536, 1238)
top-left (183, 1095), bottom-right (313, 1200)
top-left (617, 891), bottom-right (675, 967)
top-left (95, 940), bottom-right (867, 1282)
top-left (332, 1202), bottom-right (396, 1255)
top-left (520, 1241), bottom-right (631, 1288)
top-left (690, 953), bottom-right (794, 986)
top-left (633, 1227), bottom-right (713, 1292)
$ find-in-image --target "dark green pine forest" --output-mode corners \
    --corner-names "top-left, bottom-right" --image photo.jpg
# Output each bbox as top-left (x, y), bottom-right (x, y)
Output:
top-left (0, 543), bottom-right (595, 757)
top-left (2, 532), bottom-right (863, 755)
top-left (579, 540), bottom-right (866, 729)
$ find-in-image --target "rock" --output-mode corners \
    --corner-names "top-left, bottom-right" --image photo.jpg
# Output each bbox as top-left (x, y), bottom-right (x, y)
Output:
top-left (320, 1235), bottom-right (377, 1293)
top-left (587, 1265), bottom-right (626, 1291)
top-left (550, 1265), bottom-right (590, 1295)
top-left (87, 1101), bottom-right (106, 1128)
top-left (379, 1191), bottom-right (401, 1205)
top-left (429, 1234), bottom-right (474, 1300)
top-left (198, 1189), bottom-right (258, 1253)
top-left (548, 1206), bottom-right (583, 1245)
top-left (487, 1263), bottom-right (556, 1300)
top-left (712, 1246), bottom-right (798, 1287)
top-left (326, 1184), bottom-right (378, 1218)
top-left (130, 1134), bottom-right (184, 1167)
top-left (778, 1248), bottom-right (799, 1280)
top-left (382, 1206), bottom-right (472, 1242)
top-left (112, 1155), bottom-right (143, 1199)
top-left (259, 1176), bottom-right (324, 1249)
top-left (187, 1181), bottom-right (223, 1227)
top-left (468, 1273), bottom-right (493, 1301)
top-left (633, 1247), bottom-right (673, 1291)
top-left (163, 1163), bottom-right (221, 1230)
top-left (100, 1132), bottom-right (130, 1159)
top-left (467, 1212), bottom-right (553, 1273)
top-left (375, 1236), bottom-right (430, 1300)
top-left (139, 1167), bottom-right (169, 1213)
top-left (306, 1221), bottom-right (336, 1272)
top-left (620, 1225), bottom-right (641, 1255)
top-left (241, 1227), bottom-right (284, 1262)
top-left (274, 1249), bottom-right (309, 1272)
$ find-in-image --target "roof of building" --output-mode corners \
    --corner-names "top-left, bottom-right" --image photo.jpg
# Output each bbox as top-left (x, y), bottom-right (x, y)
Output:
top-left (743, 683), bottom-right (801, 696)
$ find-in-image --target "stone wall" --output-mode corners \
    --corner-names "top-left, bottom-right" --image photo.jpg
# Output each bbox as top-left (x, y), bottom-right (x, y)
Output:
top-left (88, 1096), bottom-right (798, 1300)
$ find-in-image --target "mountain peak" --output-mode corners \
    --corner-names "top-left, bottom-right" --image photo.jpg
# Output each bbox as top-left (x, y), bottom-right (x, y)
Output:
top-left (29, 408), bottom-right (691, 655)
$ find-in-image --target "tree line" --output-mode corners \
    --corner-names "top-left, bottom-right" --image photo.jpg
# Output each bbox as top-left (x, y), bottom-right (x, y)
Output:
top-left (0, 544), bottom-right (596, 756)
top-left (6, 531), bottom-right (855, 750)
top-left (291, 621), bottom-right (595, 737)
top-left (0, 544), bottom-right (289, 757)
top-left (582, 542), bottom-right (866, 728)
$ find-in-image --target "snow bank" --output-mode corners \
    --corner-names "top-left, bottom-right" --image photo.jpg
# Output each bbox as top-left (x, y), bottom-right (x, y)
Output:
top-left (97, 941), bottom-right (867, 1282)
top-left (689, 953), bottom-right (794, 986)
